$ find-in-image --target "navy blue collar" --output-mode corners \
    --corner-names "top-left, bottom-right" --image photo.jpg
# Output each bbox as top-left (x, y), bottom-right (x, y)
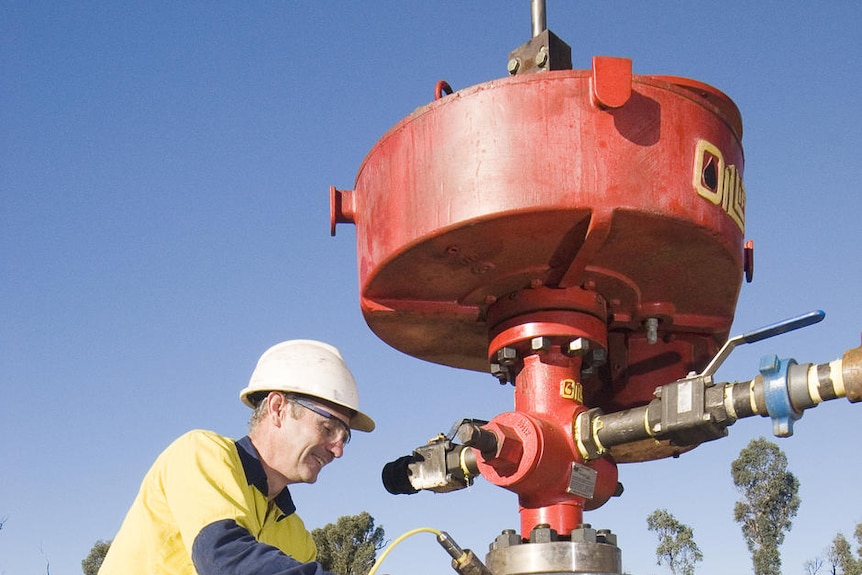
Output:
top-left (235, 436), bottom-right (297, 518)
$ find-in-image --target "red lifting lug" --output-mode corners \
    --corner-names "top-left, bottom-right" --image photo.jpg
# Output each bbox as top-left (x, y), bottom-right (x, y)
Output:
top-left (434, 80), bottom-right (453, 101)
top-left (329, 186), bottom-right (356, 237)
top-left (591, 56), bottom-right (632, 109)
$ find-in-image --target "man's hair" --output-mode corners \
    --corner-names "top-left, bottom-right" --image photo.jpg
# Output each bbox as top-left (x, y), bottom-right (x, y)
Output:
top-left (248, 392), bottom-right (301, 430)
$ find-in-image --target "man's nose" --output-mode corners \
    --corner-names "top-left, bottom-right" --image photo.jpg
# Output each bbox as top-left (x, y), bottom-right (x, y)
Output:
top-left (328, 440), bottom-right (345, 459)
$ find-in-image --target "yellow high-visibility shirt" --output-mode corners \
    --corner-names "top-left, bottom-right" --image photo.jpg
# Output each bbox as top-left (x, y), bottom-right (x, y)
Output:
top-left (99, 430), bottom-right (319, 575)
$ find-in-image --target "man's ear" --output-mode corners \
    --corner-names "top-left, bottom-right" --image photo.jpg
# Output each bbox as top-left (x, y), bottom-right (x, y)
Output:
top-left (267, 392), bottom-right (287, 426)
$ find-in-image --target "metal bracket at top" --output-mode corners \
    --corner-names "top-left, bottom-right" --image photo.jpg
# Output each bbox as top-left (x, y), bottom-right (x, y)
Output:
top-left (507, 29), bottom-right (572, 76)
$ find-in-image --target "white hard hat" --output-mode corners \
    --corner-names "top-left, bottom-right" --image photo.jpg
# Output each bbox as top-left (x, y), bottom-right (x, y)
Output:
top-left (240, 340), bottom-right (375, 432)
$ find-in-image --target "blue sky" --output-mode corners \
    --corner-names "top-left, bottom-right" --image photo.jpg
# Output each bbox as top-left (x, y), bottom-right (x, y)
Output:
top-left (1, 2), bottom-right (860, 574)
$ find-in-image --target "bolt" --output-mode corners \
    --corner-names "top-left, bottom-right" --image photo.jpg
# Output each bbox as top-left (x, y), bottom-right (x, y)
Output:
top-left (490, 363), bottom-right (506, 381)
top-left (507, 58), bottom-right (521, 75)
top-left (490, 363), bottom-right (514, 385)
top-left (534, 47), bottom-right (549, 68)
top-left (596, 529), bottom-right (617, 546)
top-left (492, 529), bottom-right (522, 550)
top-left (530, 337), bottom-right (551, 352)
top-left (645, 317), bottom-right (659, 344)
top-left (529, 524), bottom-right (557, 543)
top-left (571, 524), bottom-right (597, 543)
top-left (565, 338), bottom-right (590, 357)
top-left (496, 347), bottom-right (519, 365)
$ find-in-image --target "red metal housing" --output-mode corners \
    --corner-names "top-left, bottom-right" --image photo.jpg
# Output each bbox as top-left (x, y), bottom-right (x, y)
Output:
top-left (333, 57), bottom-right (745, 413)
top-left (333, 55), bottom-right (746, 535)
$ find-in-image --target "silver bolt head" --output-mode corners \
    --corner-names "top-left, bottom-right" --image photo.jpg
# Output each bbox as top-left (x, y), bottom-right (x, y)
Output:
top-left (566, 338), bottom-right (590, 356)
top-left (497, 347), bottom-right (519, 364)
top-left (534, 48), bottom-right (549, 68)
top-left (530, 337), bottom-right (551, 352)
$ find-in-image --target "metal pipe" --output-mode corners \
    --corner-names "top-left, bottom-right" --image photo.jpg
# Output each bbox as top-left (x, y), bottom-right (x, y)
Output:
top-left (531, 0), bottom-right (546, 37)
top-left (576, 344), bottom-right (862, 459)
top-left (593, 404), bottom-right (658, 450)
top-left (784, 344), bottom-right (862, 407)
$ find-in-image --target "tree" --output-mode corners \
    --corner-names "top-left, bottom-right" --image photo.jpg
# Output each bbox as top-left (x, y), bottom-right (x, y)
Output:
top-left (311, 512), bottom-right (385, 575)
top-left (832, 533), bottom-right (861, 575)
top-left (731, 437), bottom-right (800, 575)
top-left (81, 540), bottom-right (111, 575)
top-left (825, 526), bottom-right (862, 575)
top-left (805, 524), bottom-right (862, 575)
top-left (646, 509), bottom-right (703, 575)
top-left (804, 555), bottom-right (825, 575)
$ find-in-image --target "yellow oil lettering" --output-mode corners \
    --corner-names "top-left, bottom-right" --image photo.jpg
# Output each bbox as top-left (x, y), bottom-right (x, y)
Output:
top-left (693, 139), bottom-right (746, 233)
top-left (560, 379), bottom-right (584, 403)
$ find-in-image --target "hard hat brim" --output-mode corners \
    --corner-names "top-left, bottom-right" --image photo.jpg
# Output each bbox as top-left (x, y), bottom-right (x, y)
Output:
top-left (349, 410), bottom-right (375, 433)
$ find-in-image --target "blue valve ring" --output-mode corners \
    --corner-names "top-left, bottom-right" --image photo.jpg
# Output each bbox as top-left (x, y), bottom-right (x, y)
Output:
top-left (759, 354), bottom-right (801, 437)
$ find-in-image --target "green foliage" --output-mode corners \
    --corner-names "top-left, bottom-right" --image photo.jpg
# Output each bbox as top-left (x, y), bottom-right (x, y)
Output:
top-left (825, 526), bottom-right (862, 575)
top-left (311, 512), bottom-right (385, 575)
top-left (804, 523), bottom-right (862, 575)
top-left (646, 509), bottom-right (703, 575)
top-left (833, 533), bottom-right (861, 575)
top-left (81, 540), bottom-right (111, 575)
top-left (731, 437), bottom-right (800, 575)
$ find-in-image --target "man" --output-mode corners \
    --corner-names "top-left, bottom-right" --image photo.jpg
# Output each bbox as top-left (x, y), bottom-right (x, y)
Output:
top-left (99, 339), bottom-right (375, 574)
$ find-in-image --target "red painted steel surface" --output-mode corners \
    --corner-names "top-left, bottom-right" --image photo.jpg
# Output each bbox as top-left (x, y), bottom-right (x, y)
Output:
top-left (334, 59), bottom-right (745, 411)
top-left (474, 351), bottom-right (620, 537)
top-left (333, 56), bottom-right (746, 534)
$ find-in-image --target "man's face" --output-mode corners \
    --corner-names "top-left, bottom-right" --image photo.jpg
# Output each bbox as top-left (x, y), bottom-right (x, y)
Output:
top-left (273, 395), bottom-right (352, 484)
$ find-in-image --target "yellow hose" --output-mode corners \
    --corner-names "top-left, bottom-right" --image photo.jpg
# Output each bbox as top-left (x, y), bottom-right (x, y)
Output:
top-left (367, 527), bottom-right (443, 575)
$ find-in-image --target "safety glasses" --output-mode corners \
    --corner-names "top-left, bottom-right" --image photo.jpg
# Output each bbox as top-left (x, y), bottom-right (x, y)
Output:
top-left (291, 397), bottom-right (352, 445)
